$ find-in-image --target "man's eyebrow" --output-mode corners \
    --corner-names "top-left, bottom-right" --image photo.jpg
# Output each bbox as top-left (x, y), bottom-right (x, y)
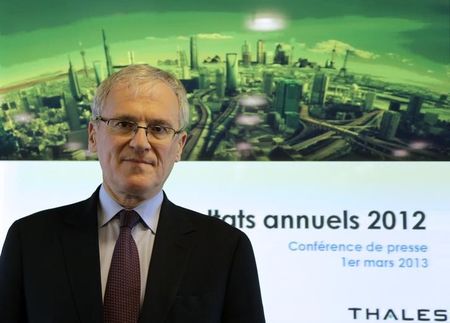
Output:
top-left (147, 119), bottom-right (172, 126)
top-left (110, 115), bottom-right (174, 127)
top-left (108, 114), bottom-right (138, 121)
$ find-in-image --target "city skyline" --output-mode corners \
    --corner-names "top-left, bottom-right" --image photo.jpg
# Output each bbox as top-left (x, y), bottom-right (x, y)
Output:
top-left (0, 2), bottom-right (449, 161)
top-left (1, 28), bottom-right (448, 160)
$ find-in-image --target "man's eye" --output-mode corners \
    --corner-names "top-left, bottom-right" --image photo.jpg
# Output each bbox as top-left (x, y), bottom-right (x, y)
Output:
top-left (114, 121), bottom-right (135, 129)
top-left (149, 125), bottom-right (167, 134)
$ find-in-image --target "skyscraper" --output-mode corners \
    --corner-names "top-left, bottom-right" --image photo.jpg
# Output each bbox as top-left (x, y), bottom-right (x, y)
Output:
top-left (265, 51), bottom-right (274, 65)
top-left (256, 39), bottom-right (265, 64)
top-left (215, 69), bottom-right (225, 98)
top-left (364, 91), bottom-right (376, 111)
top-left (379, 111), bottom-right (401, 140)
top-left (310, 73), bottom-right (329, 106)
top-left (407, 95), bottom-right (423, 121)
top-left (199, 69), bottom-right (210, 89)
top-left (338, 49), bottom-right (352, 77)
top-left (79, 42), bottom-right (88, 77)
top-left (273, 81), bottom-right (286, 115)
top-left (327, 44), bottom-right (337, 69)
top-left (128, 51), bottom-right (135, 65)
top-left (64, 94), bottom-right (82, 131)
top-left (225, 53), bottom-right (239, 95)
top-left (273, 79), bottom-right (302, 116)
top-left (68, 59), bottom-right (82, 101)
top-left (181, 66), bottom-right (191, 79)
top-left (388, 100), bottom-right (401, 112)
top-left (178, 48), bottom-right (188, 68)
top-left (242, 41), bottom-right (251, 66)
top-left (284, 81), bottom-right (302, 115)
top-left (274, 44), bottom-right (290, 65)
top-left (93, 61), bottom-right (104, 86)
top-left (262, 72), bottom-right (274, 96)
top-left (190, 35), bottom-right (199, 70)
top-left (102, 29), bottom-right (114, 77)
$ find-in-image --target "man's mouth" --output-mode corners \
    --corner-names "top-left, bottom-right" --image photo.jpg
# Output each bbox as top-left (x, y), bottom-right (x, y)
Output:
top-left (122, 158), bottom-right (155, 165)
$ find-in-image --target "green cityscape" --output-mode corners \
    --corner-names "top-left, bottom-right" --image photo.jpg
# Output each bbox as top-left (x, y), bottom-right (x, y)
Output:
top-left (1, 1), bottom-right (449, 160)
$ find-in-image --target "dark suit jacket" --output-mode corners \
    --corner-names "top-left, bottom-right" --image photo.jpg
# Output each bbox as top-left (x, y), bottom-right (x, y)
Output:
top-left (0, 189), bottom-right (265, 323)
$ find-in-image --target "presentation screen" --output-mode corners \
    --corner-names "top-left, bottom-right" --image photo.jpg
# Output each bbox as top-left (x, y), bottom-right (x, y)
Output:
top-left (1, 161), bottom-right (449, 322)
top-left (1, 0), bottom-right (449, 321)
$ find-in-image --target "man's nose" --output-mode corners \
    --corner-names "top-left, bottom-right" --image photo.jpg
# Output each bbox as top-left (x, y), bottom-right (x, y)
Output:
top-left (129, 126), bottom-right (152, 151)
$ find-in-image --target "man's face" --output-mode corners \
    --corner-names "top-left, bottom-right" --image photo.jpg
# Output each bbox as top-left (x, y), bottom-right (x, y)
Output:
top-left (88, 81), bottom-right (187, 204)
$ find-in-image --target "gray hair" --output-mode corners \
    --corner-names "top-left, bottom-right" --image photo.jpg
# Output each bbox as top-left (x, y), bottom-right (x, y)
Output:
top-left (92, 64), bottom-right (189, 129)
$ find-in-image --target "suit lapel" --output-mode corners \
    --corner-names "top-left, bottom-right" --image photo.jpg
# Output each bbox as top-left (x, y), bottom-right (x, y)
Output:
top-left (61, 189), bottom-right (103, 323)
top-left (139, 197), bottom-right (196, 323)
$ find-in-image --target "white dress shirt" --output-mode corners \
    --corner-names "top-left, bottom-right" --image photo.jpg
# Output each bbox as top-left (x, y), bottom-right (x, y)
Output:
top-left (97, 185), bottom-right (162, 306)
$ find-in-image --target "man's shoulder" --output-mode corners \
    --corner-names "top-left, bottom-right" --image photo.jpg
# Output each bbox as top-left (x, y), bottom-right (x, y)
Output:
top-left (13, 194), bottom-right (95, 230)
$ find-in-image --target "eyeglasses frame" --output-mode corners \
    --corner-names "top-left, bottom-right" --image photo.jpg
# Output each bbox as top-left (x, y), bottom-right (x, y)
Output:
top-left (93, 116), bottom-right (185, 141)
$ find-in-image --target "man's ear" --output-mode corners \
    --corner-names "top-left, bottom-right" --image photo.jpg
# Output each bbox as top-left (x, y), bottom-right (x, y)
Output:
top-left (88, 122), bottom-right (98, 153)
top-left (175, 131), bottom-right (187, 162)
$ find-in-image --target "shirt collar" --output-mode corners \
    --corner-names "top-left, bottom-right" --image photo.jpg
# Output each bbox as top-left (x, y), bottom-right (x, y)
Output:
top-left (98, 185), bottom-right (163, 234)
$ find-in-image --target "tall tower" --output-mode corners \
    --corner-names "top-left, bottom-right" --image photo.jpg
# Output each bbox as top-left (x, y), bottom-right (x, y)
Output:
top-left (79, 42), bottom-right (89, 77)
top-left (102, 29), bottom-right (114, 76)
top-left (256, 39), bottom-right (265, 64)
top-left (63, 93), bottom-right (82, 131)
top-left (262, 71), bottom-right (274, 96)
top-left (199, 68), bottom-right (210, 89)
top-left (339, 49), bottom-right (351, 77)
top-left (265, 51), bottom-right (274, 65)
top-left (177, 48), bottom-right (188, 68)
top-left (310, 73), bottom-right (329, 106)
top-left (273, 81), bottom-right (286, 115)
top-left (379, 111), bottom-right (401, 140)
top-left (190, 35), bottom-right (199, 70)
top-left (284, 81), bottom-right (302, 115)
top-left (178, 47), bottom-right (190, 79)
top-left (242, 41), bottom-right (251, 67)
top-left (364, 91), bottom-right (376, 111)
top-left (68, 58), bottom-right (82, 101)
top-left (274, 44), bottom-right (290, 65)
top-left (225, 53), bottom-right (239, 95)
top-left (93, 61), bottom-right (104, 86)
top-left (128, 51), bottom-right (135, 64)
top-left (329, 44), bottom-right (336, 69)
top-left (273, 79), bottom-right (301, 117)
top-left (388, 100), bottom-right (401, 112)
top-left (215, 69), bottom-right (225, 98)
top-left (181, 66), bottom-right (191, 79)
top-left (407, 95), bottom-right (423, 121)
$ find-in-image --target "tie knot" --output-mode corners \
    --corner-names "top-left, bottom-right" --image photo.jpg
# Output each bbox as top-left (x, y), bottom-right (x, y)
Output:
top-left (118, 209), bottom-right (140, 229)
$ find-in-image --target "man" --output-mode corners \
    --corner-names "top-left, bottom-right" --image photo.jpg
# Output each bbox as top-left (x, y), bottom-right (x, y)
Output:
top-left (0, 64), bottom-right (265, 323)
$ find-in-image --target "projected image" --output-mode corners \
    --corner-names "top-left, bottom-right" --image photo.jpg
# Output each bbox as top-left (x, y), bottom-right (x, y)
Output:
top-left (0, 1), bottom-right (449, 160)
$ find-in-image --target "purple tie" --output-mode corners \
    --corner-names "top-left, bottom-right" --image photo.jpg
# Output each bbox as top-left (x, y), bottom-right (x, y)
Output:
top-left (103, 209), bottom-right (141, 323)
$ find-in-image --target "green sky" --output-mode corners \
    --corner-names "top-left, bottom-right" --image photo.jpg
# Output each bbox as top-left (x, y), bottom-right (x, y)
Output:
top-left (1, 0), bottom-right (448, 63)
top-left (0, 0), bottom-right (448, 91)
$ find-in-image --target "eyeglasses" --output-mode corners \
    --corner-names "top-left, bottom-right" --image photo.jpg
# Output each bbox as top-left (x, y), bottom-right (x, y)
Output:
top-left (93, 116), bottom-right (184, 141)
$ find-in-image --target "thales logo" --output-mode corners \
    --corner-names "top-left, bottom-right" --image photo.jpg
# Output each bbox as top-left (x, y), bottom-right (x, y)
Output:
top-left (348, 308), bottom-right (448, 321)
